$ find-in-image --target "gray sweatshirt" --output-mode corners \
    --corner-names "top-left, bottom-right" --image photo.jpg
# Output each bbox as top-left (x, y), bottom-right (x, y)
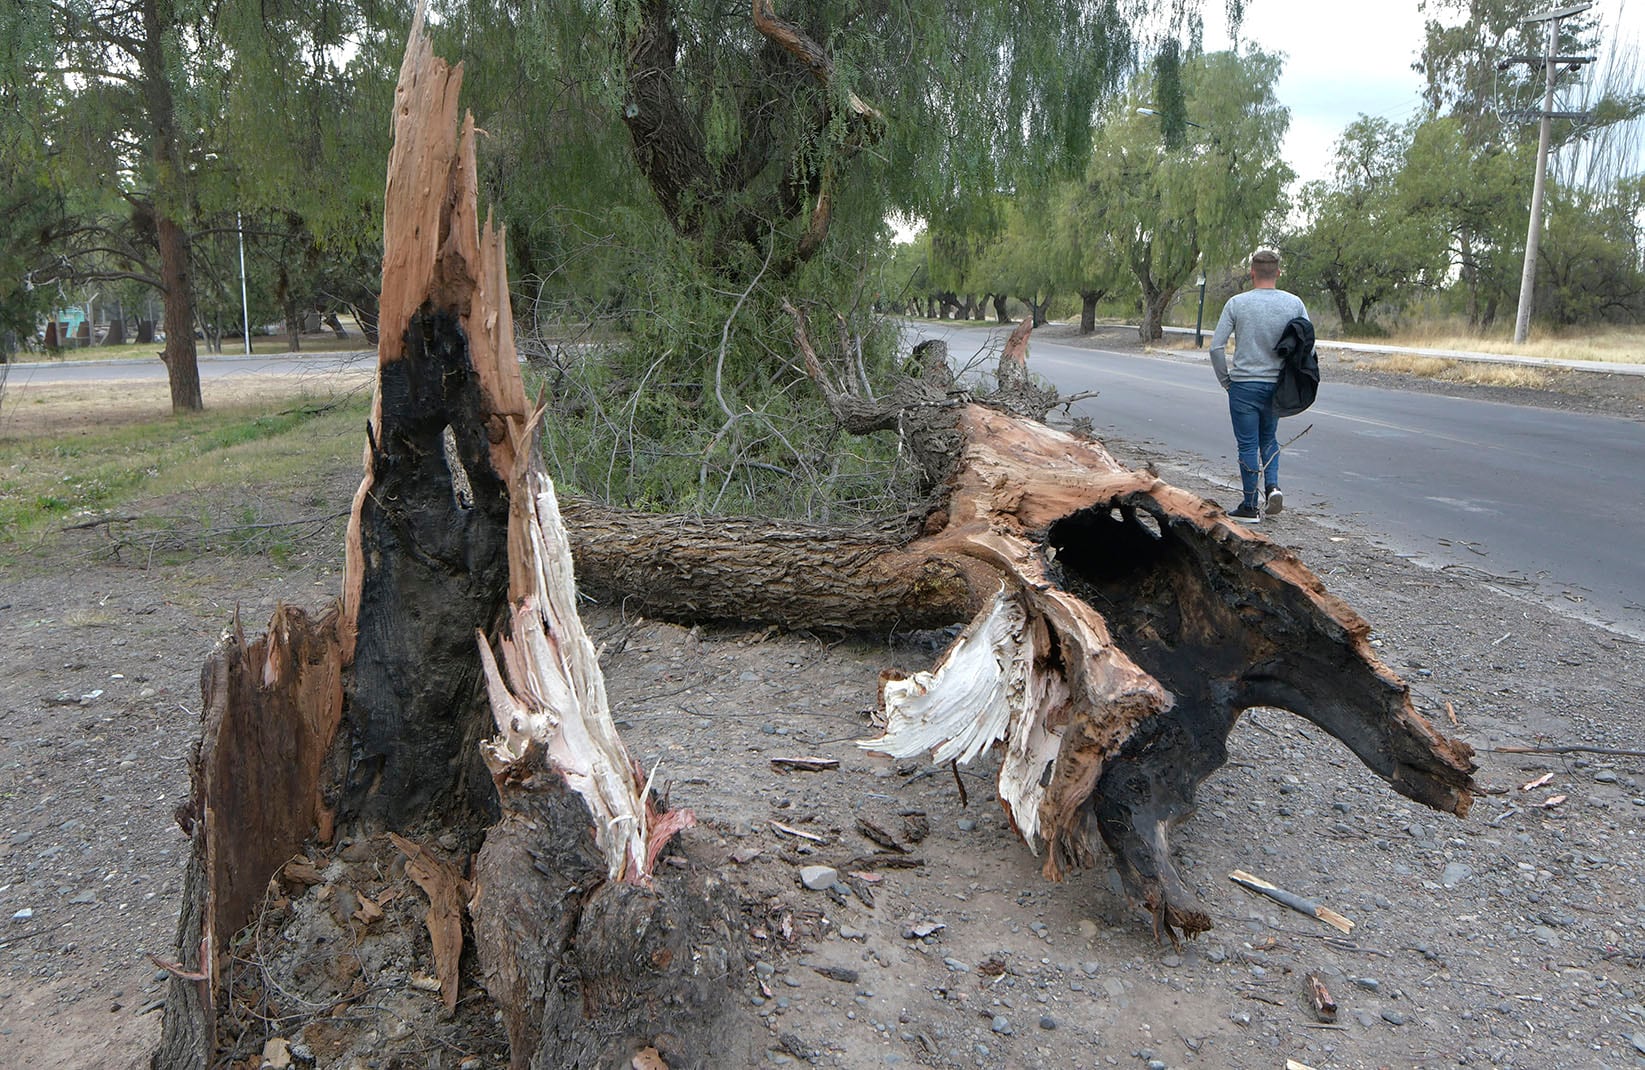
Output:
top-left (1208, 288), bottom-right (1307, 388)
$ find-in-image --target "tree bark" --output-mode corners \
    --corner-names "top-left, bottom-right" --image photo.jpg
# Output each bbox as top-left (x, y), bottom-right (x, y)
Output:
top-left (138, 0), bottom-right (203, 413)
top-left (1079, 288), bottom-right (1104, 333)
top-left (991, 293), bottom-right (1010, 323)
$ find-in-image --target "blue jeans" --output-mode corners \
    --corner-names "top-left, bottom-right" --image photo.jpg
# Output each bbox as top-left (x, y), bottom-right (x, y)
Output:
top-left (1227, 380), bottom-right (1279, 508)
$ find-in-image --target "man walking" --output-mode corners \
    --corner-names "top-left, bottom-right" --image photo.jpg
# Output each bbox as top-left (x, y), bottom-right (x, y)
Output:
top-left (1208, 247), bottom-right (1306, 523)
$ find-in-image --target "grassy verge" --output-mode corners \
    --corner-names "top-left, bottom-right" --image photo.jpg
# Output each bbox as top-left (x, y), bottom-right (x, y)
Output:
top-left (1373, 325), bottom-right (1641, 365)
top-left (0, 387), bottom-right (369, 559)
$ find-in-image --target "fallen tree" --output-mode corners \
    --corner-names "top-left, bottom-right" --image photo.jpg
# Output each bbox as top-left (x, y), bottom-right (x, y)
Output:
top-left (567, 314), bottom-right (1477, 941)
top-left (151, 13), bottom-right (1476, 1070)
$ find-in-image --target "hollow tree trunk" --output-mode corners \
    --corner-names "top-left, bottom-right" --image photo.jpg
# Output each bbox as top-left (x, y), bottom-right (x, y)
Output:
top-left (154, 17), bottom-right (742, 1068)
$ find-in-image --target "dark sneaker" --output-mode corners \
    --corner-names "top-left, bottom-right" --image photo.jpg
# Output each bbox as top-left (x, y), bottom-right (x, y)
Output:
top-left (1228, 503), bottom-right (1262, 523)
top-left (1265, 487), bottom-right (1283, 515)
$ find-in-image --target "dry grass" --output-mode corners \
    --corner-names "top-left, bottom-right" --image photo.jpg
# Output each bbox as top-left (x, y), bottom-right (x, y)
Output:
top-left (1344, 354), bottom-right (1550, 389)
top-left (1377, 324), bottom-right (1643, 365)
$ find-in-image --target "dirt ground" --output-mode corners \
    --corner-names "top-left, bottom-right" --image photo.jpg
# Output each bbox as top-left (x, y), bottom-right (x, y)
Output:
top-left (3, 332), bottom-right (1645, 1070)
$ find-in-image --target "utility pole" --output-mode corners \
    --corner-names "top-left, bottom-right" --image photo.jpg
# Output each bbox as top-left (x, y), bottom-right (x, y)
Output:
top-left (1507, 2), bottom-right (1596, 344)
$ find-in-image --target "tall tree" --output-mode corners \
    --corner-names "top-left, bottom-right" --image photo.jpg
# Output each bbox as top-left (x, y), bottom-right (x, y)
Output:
top-left (1286, 117), bottom-right (1446, 333)
top-left (7, 0), bottom-right (217, 410)
top-left (1050, 177), bottom-right (1134, 333)
top-left (1085, 48), bottom-right (1290, 341)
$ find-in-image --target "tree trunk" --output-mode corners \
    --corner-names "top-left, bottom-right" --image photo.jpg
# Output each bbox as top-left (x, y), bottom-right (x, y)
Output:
top-left (323, 311), bottom-right (349, 339)
top-left (1330, 283), bottom-right (1356, 330)
top-left (154, 19), bottom-right (744, 1068)
top-left (1079, 289), bottom-right (1104, 334)
top-left (1018, 294), bottom-right (1050, 327)
top-left (156, 216), bottom-right (203, 411)
top-left (138, 0), bottom-right (203, 413)
top-left (1137, 284), bottom-right (1175, 342)
top-left (991, 293), bottom-right (1010, 323)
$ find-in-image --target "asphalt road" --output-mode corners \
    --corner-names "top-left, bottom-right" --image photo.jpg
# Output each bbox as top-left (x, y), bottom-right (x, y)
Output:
top-left (920, 323), bottom-right (1645, 639)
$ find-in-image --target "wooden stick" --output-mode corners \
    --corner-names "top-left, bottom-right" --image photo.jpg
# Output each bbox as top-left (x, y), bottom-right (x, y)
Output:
top-left (1493, 744), bottom-right (1645, 759)
top-left (1229, 870), bottom-right (1355, 934)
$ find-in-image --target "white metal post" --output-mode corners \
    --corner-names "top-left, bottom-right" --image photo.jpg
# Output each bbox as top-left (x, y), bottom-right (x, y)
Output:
top-left (237, 212), bottom-right (251, 355)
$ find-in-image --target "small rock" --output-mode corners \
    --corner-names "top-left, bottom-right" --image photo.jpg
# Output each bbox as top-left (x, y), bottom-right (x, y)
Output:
top-left (260, 1037), bottom-right (293, 1069)
top-left (1081, 961), bottom-right (1100, 977)
top-left (1440, 862), bottom-right (1473, 888)
top-left (903, 922), bottom-right (944, 939)
top-left (799, 865), bottom-right (839, 891)
top-left (1381, 1009), bottom-right (1406, 1026)
top-left (1629, 1033), bottom-right (1645, 1056)
top-left (1596, 770), bottom-right (1620, 784)
top-left (990, 1015), bottom-right (1012, 1035)
top-left (11, 909), bottom-right (33, 921)
top-left (1038, 1015), bottom-right (1056, 1030)
top-left (1352, 976), bottom-right (1380, 993)
top-left (942, 957), bottom-right (969, 973)
top-left (1162, 953), bottom-right (1181, 968)
top-left (957, 818), bottom-right (977, 832)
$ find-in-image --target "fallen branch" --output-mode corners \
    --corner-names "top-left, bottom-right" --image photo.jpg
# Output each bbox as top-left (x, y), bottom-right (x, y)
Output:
top-left (1493, 744), bottom-right (1645, 759)
top-left (1229, 870), bottom-right (1354, 934)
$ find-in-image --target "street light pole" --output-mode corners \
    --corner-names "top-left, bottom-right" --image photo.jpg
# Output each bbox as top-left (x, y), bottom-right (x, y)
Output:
top-left (236, 212), bottom-right (251, 356)
top-left (1194, 272), bottom-right (1207, 347)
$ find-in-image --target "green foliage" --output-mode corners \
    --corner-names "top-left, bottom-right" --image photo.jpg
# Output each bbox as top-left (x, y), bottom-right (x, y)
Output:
top-left (1284, 117), bottom-right (1448, 330)
top-left (1083, 48), bottom-right (1290, 339)
top-left (1535, 178), bottom-right (1645, 325)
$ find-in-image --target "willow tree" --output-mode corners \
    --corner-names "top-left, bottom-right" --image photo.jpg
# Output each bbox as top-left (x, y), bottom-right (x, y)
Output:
top-left (1084, 48), bottom-right (1290, 341)
top-left (416, 0), bottom-right (1210, 517)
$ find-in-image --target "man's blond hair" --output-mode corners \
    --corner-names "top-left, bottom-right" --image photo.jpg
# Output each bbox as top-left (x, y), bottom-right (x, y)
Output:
top-left (1250, 246), bottom-right (1281, 282)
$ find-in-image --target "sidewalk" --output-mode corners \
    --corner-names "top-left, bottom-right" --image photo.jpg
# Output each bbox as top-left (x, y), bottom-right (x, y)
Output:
top-left (1159, 324), bottom-right (1645, 377)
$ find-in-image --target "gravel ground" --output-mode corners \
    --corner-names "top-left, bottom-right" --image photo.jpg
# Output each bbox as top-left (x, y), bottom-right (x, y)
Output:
top-left (3, 332), bottom-right (1644, 1069)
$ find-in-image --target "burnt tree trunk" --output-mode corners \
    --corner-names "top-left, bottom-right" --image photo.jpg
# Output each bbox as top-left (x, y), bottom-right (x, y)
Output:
top-left (154, 17), bottom-right (744, 1069)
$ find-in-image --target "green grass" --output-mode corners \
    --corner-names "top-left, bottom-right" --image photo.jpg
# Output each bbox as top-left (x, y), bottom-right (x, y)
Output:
top-left (0, 394), bottom-right (369, 553)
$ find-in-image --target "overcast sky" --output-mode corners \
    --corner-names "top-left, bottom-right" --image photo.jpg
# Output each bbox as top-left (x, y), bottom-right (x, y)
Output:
top-left (1202, 0), bottom-right (1644, 186)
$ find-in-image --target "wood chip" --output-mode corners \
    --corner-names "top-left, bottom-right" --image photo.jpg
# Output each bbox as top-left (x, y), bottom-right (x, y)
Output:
top-left (1445, 700), bottom-right (1458, 727)
top-left (855, 818), bottom-right (907, 853)
top-left (1307, 972), bottom-right (1337, 1022)
top-left (770, 820), bottom-right (828, 844)
top-left (1520, 772), bottom-right (1554, 791)
top-left (631, 1047), bottom-right (669, 1070)
top-left (390, 833), bottom-right (470, 1010)
top-left (1539, 794), bottom-right (1568, 808)
top-left (771, 756), bottom-right (840, 772)
top-left (809, 964), bottom-right (859, 983)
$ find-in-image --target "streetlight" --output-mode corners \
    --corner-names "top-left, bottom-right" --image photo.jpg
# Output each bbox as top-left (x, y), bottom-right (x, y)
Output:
top-left (203, 152), bottom-right (251, 356)
top-left (1135, 106), bottom-right (1206, 131)
top-left (1194, 270), bottom-right (1207, 348)
top-left (236, 212), bottom-right (251, 356)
